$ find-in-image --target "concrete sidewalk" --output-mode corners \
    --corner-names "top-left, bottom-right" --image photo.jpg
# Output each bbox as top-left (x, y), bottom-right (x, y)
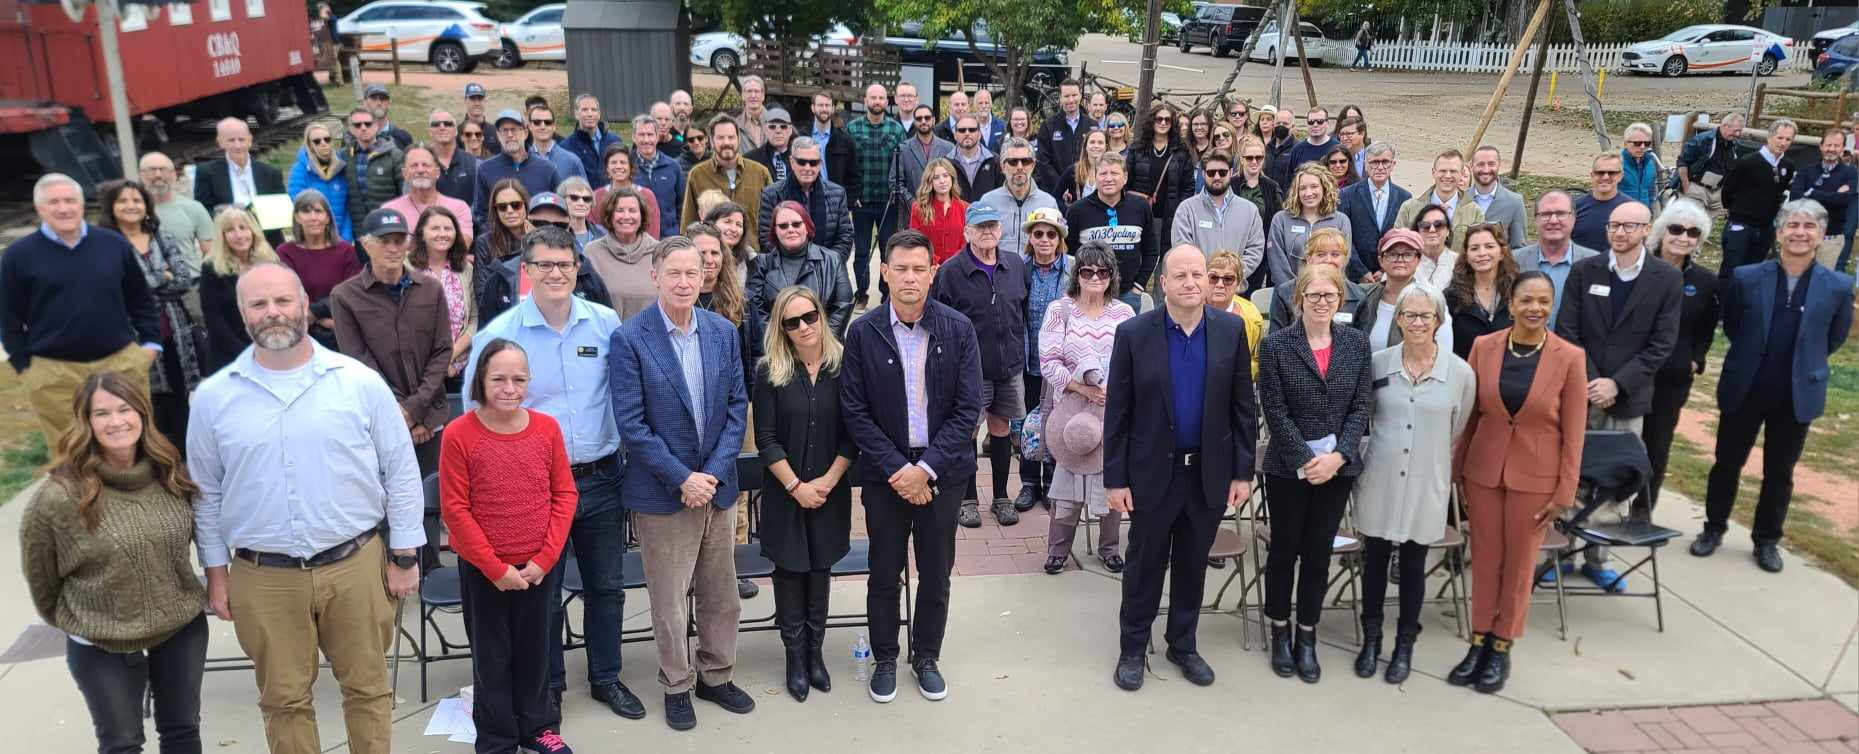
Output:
top-left (0, 478), bottom-right (1852, 752)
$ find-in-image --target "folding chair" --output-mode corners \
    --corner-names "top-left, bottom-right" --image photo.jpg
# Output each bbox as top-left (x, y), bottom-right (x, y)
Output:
top-left (1204, 480), bottom-right (1258, 650)
top-left (1547, 430), bottom-right (1680, 632)
top-left (1453, 483), bottom-right (1574, 641)
top-left (1250, 287), bottom-right (1274, 338)
top-left (415, 472), bottom-right (471, 702)
top-left (1244, 482), bottom-right (1365, 648)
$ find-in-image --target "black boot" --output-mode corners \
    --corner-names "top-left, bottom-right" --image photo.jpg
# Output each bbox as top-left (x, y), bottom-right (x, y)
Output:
top-left (1474, 637), bottom-right (1512, 694)
top-left (1448, 633), bottom-right (1488, 687)
top-left (1269, 622), bottom-right (1295, 678)
top-left (1385, 632), bottom-right (1416, 685)
top-left (773, 572), bottom-right (809, 702)
top-left (804, 570), bottom-right (832, 692)
top-left (1353, 620), bottom-right (1381, 679)
top-left (1293, 626), bottom-right (1321, 683)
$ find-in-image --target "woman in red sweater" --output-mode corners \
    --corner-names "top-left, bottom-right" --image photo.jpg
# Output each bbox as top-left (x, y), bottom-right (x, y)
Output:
top-left (908, 158), bottom-right (968, 265)
top-left (439, 338), bottom-right (578, 754)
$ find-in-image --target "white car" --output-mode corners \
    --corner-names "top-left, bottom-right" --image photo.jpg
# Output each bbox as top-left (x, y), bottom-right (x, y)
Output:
top-left (498, 3), bottom-right (564, 68)
top-left (1248, 21), bottom-right (1344, 66)
top-left (1621, 24), bottom-right (1790, 77)
top-left (690, 24), bottom-right (858, 74)
top-left (338, 0), bottom-right (499, 74)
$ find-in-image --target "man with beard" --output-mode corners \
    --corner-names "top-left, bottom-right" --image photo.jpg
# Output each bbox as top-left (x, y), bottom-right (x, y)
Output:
top-left (140, 151), bottom-right (215, 257)
top-left (1465, 146), bottom-right (1527, 250)
top-left (847, 84), bottom-right (907, 303)
top-left (975, 137), bottom-right (1059, 257)
top-left (382, 146), bottom-right (474, 244)
top-left (188, 262), bottom-right (424, 754)
top-left (363, 84), bottom-right (414, 149)
top-left (889, 105), bottom-right (956, 228)
top-left (948, 115), bottom-right (1001, 202)
top-left (462, 82), bottom-right (489, 126)
top-left (1172, 152), bottom-right (1265, 292)
top-left (972, 88), bottom-right (1005, 152)
top-left (663, 95), bottom-right (692, 158)
top-left (682, 114), bottom-right (774, 232)
top-left (474, 109), bottom-right (562, 232)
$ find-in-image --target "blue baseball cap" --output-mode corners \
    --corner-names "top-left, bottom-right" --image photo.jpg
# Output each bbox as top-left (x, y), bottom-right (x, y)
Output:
top-left (464, 82), bottom-right (486, 98)
top-left (965, 203), bottom-right (1001, 226)
top-left (493, 108), bottom-right (524, 128)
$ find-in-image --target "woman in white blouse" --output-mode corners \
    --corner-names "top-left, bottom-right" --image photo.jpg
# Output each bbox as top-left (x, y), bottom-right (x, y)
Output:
top-left (1352, 282), bottom-right (1475, 685)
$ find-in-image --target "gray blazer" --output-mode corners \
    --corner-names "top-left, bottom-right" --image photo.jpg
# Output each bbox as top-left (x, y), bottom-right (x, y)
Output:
top-left (889, 135), bottom-right (957, 207)
top-left (1475, 183), bottom-right (1528, 249)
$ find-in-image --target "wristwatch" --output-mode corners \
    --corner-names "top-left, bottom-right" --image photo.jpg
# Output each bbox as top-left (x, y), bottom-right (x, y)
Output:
top-left (390, 552), bottom-right (420, 569)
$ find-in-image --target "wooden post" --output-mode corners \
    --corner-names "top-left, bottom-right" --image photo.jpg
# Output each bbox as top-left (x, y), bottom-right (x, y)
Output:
top-left (1287, 1), bottom-right (1317, 109)
top-left (1135, 0), bottom-right (1162, 115)
top-left (1465, 0), bottom-right (1554, 157)
top-left (390, 38), bottom-right (401, 86)
top-left (1510, 7), bottom-right (1556, 179)
top-left (1751, 83), bottom-right (1768, 128)
top-left (1559, 0), bottom-right (1612, 150)
top-left (1270, 0), bottom-right (1288, 108)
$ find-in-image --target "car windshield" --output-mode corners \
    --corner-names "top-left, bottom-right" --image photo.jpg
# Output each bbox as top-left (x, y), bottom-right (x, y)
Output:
top-left (1659, 26), bottom-right (1712, 42)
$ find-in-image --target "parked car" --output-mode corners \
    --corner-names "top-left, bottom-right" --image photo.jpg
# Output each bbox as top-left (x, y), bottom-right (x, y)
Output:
top-left (1814, 32), bottom-right (1858, 85)
top-left (337, 0), bottom-right (499, 74)
top-left (1178, 3), bottom-right (1267, 57)
top-left (497, 3), bottom-right (563, 68)
top-left (1809, 20), bottom-right (1859, 61)
top-left (885, 21), bottom-right (1070, 92)
top-left (1127, 12), bottom-right (1183, 45)
top-left (1248, 21), bottom-right (1344, 66)
top-left (1620, 24), bottom-right (1789, 77)
top-left (689, 24), bottom-right (858, 74)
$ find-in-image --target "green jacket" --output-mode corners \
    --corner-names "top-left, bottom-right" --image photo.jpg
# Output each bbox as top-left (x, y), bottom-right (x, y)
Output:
top-left (344, 138), bottom-right (405, 222)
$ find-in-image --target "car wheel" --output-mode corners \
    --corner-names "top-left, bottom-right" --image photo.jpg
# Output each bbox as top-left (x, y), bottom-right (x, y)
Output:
top-left (1756, 54), bottom-right (1777, 77)
top-left (1661, 55), bottom-right (1688, 77)
top-left (710, 48), bottom-right (739, 74)
top-left (1179, 38), bottom-right (1191, 53)
top-left (1267, 47), bottom-right (1278, 64)
top-left (495, 40), bottom-right (522, 69)
top-left (1213, 43), bottom-right (1228, 58)
top-left (431, 41), bottom-right (466, 74)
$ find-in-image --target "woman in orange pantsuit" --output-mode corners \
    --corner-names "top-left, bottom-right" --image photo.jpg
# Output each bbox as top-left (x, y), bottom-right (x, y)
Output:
top-left (1450, 270), bottom-right (1586, 695)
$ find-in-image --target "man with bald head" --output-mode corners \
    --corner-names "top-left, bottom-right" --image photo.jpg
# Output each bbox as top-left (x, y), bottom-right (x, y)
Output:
top-left (138, 151), bottom-right (215, 258)
top-left (1105, 243), bottom-right (1256, 691)
top-left (1553, 200), bottom-right (1682, 591)
top-left (195, 117), bottom-right (285, 215)
top-left (188, 262), bottom-right (424, 754)
top-left (933, 90), bottom-right (970, 142)
top-left (845, 83), bottom-right (907, 305)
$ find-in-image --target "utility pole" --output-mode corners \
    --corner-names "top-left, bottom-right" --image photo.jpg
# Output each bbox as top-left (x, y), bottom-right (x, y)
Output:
top-left (1135, 0), bottom-right (1163, 113)
top-left (97, 0), bottom-right (139, 182)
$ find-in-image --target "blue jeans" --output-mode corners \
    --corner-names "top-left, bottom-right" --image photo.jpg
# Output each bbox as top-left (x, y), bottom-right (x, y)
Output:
top-left (1839, 205), bottom-right (1856, 274)
top-left (548, 467), bottom-right (627, 690)
top-left (1352, 48), bottom-right (1371, 68)
top-left (67, 614), bottom-right (208, 754)
top-left (851, 204), bottom-right (896, 298)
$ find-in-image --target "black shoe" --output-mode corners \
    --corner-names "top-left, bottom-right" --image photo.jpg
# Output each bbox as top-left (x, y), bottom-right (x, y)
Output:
top-left (1353, 630), bottom-right (1381, 679)
top-left (737, 578), bottom-right (759, 599)
top-left (1165, 649), bottom-right (1216, 686)
top-left (958, 501), bottom-right (982, 528)
top-left (549, 684), bottom-right (563, 715)
top-left (1473, 643), bottom-right (1511, 694)
top-left (1013, 486), bottom-right (1040, 512)
top-left (1448, 635), bottom-right (1488, 687)
top-left (1754, 543), bottom-right (1784, 573)
top-left (1206, 557), bottom-right (1227, 569)
top-left (805, 640), bottom-right (832, 694)
top-left (663, 692), bottom-right (695, 731)
top-left (869, 660), bottom-right (898, 703)
top-left (991, 497), bottom-right (1020, 526)
top-left (1293, 627), bottom-right (1321, 683)
top-left (591, 681), bottom-right (646, 720)
top-left (1114, 654), bottom-right (1145, 690)
top-left (1269, 623), bottom-right (1295, 678)
top-left (911, 657), bottom-right (948, 700)
top-left (1385, 635), bottom-right (1416, 685)
top-left (802, 576), bottom-right (832, 692)
top-left (1100, 554), bottom-right (1125, 573)
top-left (1043, 556), bottom-right (1066, 574)
top-left (782, 639), bottom-right (810, 702)
top-left (1690, 529), bottom-right (1722, 557)
top-left (693, 680), bottom-right (756, 714)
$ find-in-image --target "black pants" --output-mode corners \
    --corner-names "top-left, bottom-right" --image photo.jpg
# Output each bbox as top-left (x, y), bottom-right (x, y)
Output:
top-left (865, 478), bottom-right (963, 663)
top-left (1020, 373), bottom-right (1053, 492)
top-left (66, 614), bottom-right (207, 754)
top-left (1361, 537), bottom-right (1428, 639)
top-left (1718, 221), bottom-right (1774, 280)
top-left (1117, 465), bottom-right (1223, 657)
top-left (1704, 393), bottom-right (1811, 545)
top-left (462, 561), bottom-right (562, 753)
top-left (1263, 474), bottom-right (1354, 627)
top-left (1642, 376), bottom-right (1693, 508)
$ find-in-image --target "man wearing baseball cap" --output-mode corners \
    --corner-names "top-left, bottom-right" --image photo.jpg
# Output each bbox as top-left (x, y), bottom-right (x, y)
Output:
top-left (1014, 207), bottom-right (1071, 512)
top-left (463, 82), bottom-right (488, 126)
top-left (748, 107), bottom-right (795, 185)
top-left (473, 108), bottom-right (563, 232)
top-left (932, 203), bottom-right (1031, 528)
top-left (363, 84), bottom-right (414, 149)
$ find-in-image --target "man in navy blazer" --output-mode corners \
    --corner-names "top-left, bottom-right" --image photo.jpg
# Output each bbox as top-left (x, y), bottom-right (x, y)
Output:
top-left (1694, 199), bottom-right (1854, 572)
top-left (609, 236), bottom-right (754, 730)
top-left (840, 228), bottom-right (982, 705)
top-left (1105, 244), bottom-right (1258, 692)
top-left (1337, 142), bottom-right (1410, 282)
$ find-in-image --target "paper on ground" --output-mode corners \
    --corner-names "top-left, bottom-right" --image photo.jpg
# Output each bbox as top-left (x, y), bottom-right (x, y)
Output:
top-left (0, 624), bottom-right (68, 664)
top-left (423, 696), bottom-right (476, 743)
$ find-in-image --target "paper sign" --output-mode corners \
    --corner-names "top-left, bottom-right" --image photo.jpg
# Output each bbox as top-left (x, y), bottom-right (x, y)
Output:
top-left (248, 193), bottom-right (294, 231)
top-left (0, 624), bottom-right (67, 664)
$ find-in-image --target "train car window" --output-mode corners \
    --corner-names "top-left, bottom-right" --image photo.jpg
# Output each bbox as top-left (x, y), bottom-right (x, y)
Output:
top-left (169, 1), bottom-right (193, 25)
top-left (208, 0), bottom-right (230, 21)
top-left (245, 0), bottom-right (264, 18)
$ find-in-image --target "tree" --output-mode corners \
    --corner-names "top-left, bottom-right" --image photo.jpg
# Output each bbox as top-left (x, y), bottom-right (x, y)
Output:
top-left (684, 0), bottom-right (870, 42)
top-left (872, 0), bottom-right (1140, 110)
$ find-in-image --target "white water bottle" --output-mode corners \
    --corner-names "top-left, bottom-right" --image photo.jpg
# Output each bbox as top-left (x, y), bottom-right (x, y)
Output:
top-left (852, 631), bottom-right (872, 682)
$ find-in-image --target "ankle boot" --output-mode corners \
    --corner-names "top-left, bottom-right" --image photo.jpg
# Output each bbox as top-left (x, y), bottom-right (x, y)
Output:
top-left (1269, 623), bottom-right (1295, 678)
top-left (1474, 637), bottom-right (1512, 694)
top-left (804, 571), bottom-right (832, 692)
top-left (1385, 633), bottom-right (1416, 685)
top-left (1293, 626), bottom-right (1321, 683)
top-left (1353, 623), bottom-right (1382, 679)
top-left (773, 574), bottom-right (809, 701)
top-left (1448, 633), bottom-right (1488, 687)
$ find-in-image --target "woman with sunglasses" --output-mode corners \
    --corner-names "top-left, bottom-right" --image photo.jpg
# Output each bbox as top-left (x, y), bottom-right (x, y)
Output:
top-left (1266, 163), bottom-right (1353, 287)
top-left (1226, 99), bottom-right (1255, 140)
top-left (583, 185), bottom-right (659, 319)
top-left (557, 176), bottom-right (607, 248)
top-left (1641, 199), bottom-right (1718, 507)
top-left (1322, 143), bottom-right (1357, 190)
top-left (459, 121), bottom-right (492, 159)
top-left (199, 206), bottom-right (279, 371)
top-left (1036, 241), bottom-right (1134, 574)
top-left (412, 206), bottom-right (476, 388)
top-left (1059, 128), bottom-right (1108, 207)
top-left (676, 128), bottom-right (710, 174)
top-left (592, 143), bottom-right (661, 238)
top-left (749, 200), bottom-right (854, 334)
top-left (286, 121), bottom-right (355, 240)
top-left (1412, 204), bottom-right (1458, 290)
top-left (471, 178), bottom-right (532, 294)
top-left (1445, 223), bottom-right (1519, 359)
top-left (1128, 103), bottom-right (1195, 251)
top-left (753, 285), bottom-right (857, 702)
top-left (909, 158), bottom-right (967, 265)
top-left (95, 180), bottom-right (208, 446)
top-left (277, 189), bottom-right (360, 350)
top-left (1016, 208), bottom-right (1071, 513)
top-left (1103, 114), bottom-right (1131, 158)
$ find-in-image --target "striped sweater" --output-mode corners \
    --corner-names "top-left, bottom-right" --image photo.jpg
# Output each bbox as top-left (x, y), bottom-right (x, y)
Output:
top-left (1038, 296), bottom-right (1136, 392)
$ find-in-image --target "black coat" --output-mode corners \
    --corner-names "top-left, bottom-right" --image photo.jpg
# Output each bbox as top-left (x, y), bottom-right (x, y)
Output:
top-left (1446, 288), bottom-right (1512, 361)
top-left (1655, 259), bottom-right (1720, 385)
top-left (1255, 320), bottom-right (1374, 480)
top-left (930, 245), bottom-right (1030, 380)
top-left (819, 124), bottom-right (861, 201)
top-left (758, 177), bottom-right (856, 260)
top-left (840, 299), bottom-right (983, 485)
top-left (198, 267), bottom-right (250, 373)
top-left (746, 243), bottom-right (855, 335)
top-left (193, 156), bottom-right (285, 212)
top-left (954, 154), bottom-right (1003, 203)
top-left (1554, 252), bottom-right (1684, 420)
top-left (1103, 307), bottom-right (1259, 509)
top-left (1125, 140), bottom-right (1195, 228)
top-left (754, 362), bottom-right (857, 572)
top-left (1722, 150), bottom-right (1797, 224)
top-left (1035, 112), bottom-right (1090, 195)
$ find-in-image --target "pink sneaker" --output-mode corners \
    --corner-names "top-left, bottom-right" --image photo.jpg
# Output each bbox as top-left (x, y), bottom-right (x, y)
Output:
top-left (526, 728), bottom-right (574, 754)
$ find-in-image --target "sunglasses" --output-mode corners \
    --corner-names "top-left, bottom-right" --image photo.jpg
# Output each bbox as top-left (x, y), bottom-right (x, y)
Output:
top-left (564, 194), bottom-right (594, 203)
top-left (1107, 122), bottom-right (1128, 129)
top-left (1326, 159), bottom-right (1349, 166)
top-left (1416, 220), bottom-right (1450, 231)
top-left (1665, 224), bottom-right (1703, 239)
top-left (1003, 157), bottom-right (1035, 167)
top-left (349, 121), bottom-right (374, 129)
top-left (495, 201), bottom-right (525, 212)
top-left (955, 127), bottom-right (978, 133)
top-left (1241, 154), bottom-right (1265, 162)
top-left (776, 221), bottom-right (807, 230)
top-left (781, 309), bottom-right (822, 331)
top-left (531, 118), bottom-right (554, 126)
top-left (308, 136), bottom-right (331, 145)
top-left (1592, 169), bottom-right (1622, 177)
top-left (1029, 229), bottom-right (1060, 240)
top-left (461, 131), bottom-right (484, 139)
top-left (793, 158), bottom-right (821, 167)
top-left (1207, 273), bottom-right (1239, 285)
top-left (1076, 267), bottom-right (1111, 281)
top-left (430, 120), bottom-right (454, 128)
top-left (1627, 140), bottom-right (1651, 147)
top-left (1204, 168), bottom-right (1230, 177)
top-left (1154, 116), bottom-right (1173, 124)
top-left (689, 134), bottom-right (707, 142)
top-left (1307, 118), bottom-right (1327, 125)
top-left (915, 115), bottom-right (935, 121)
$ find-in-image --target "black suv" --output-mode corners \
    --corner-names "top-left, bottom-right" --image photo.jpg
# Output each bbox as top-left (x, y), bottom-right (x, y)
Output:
top-left (1178, 3), bottom-right (1268, 57)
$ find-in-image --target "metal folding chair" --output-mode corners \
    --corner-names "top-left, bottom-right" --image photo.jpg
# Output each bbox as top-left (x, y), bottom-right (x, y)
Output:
top-left (1546, 430), bottom-right (1680, 633)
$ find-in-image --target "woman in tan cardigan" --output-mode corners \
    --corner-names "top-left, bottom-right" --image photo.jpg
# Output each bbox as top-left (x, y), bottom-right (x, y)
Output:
top-left (21, 371), bottom-right (207, 753)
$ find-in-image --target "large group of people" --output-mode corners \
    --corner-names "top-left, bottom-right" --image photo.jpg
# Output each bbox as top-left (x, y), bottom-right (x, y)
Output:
top-left (3, 74), bottom-right (1854, 754)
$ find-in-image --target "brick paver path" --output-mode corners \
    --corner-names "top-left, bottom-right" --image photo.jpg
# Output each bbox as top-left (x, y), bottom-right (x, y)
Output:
top-left (1552, 699), bottom-right (1859, 753)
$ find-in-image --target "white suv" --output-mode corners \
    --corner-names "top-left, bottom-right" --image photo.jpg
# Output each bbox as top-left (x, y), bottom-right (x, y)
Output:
top-left (339, 0), bottom-right (500, 74)
top-left (497, 3), bottom-right (565, 68)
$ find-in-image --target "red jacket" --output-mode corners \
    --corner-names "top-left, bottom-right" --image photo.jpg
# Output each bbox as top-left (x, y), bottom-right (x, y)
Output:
top-left (910, 197), bottom-right (968, 265)
top-left (438, 410), bottom-right (577, 576)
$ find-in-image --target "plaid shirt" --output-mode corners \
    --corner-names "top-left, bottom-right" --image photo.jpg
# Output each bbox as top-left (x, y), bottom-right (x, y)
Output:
top-left (845, 116), bottom-right (906, 206)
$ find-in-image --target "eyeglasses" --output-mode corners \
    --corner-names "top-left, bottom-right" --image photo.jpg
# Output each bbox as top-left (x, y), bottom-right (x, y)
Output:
top-left (531, 118), bottom-right (554, 126)
top-left (776, 221), bottom-right (807, 230)
top-left (1003, 157), bottom-right (1034, 167)
top-left (308, 136), bottom-right (332, 145)
top-left (1204, 168), bottom-right (1230, 177)
top-left (1367, 159), bottom-right (1394, 168)
top-left (793, 158), bottom-right (821, 167)
top-left (1536, 210), bottom-right (1572, 220)
top-left (1029, 229), bottom-right (1059, 240)
top-left (429, 120), bottom-right (454, 128)
top-left (1075, 267), bottom-right (1111, 281)
top-left (1380, 249), bottom-right (1419, 261)
top-left (1416, 220), bottom-right (1450, 231)
top-left (781, 309), bottom-right (822, 331)
top-left (1606, 221), bottom-right (1649, 233)
top-left (1626, 140), bottom-right (1651, 147)
top-left (1207, 273), bottom-right (1239, 285)
top-left (1665, 224), bottom-right (1703, 239)
top-left (564, 194), bottom-right (594, 203)
top-left (495, 201), bottom-right (525, 212)
top-left (349, 121), bottom-right (375, 129)
top-left (1302, 291), bottom-right (1340, 303)
top-left (1397, 311), bottom-right (1437, 322)
top-left (688, 134), bottom-right (707, 143)
top-left (526, 260), bottom-right (576, 273)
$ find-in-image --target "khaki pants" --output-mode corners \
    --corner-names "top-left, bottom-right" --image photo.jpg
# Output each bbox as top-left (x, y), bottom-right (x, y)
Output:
top-left (634, 503), bottom-right (740, 693)
top-left (227, 535), bottom-right (397, 754)
top-left (23, 343), bottom-right (152, 444)
top-left (1682, 182), bottom-right (1724, 215)
top-left (1819, 235), bottom-right (1847, 269)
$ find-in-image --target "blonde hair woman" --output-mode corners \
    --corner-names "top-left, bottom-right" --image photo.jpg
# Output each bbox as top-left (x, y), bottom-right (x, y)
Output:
top-left (199, 207), bottom-right (278, 371)
top-left (1265, 162), bottom-right (1351, 287)
top-left (908, 158), bottom-right (966, 265)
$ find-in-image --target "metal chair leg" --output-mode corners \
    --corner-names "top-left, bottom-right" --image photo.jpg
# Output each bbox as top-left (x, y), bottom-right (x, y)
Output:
top-left (1651, 549), bottom-right (1665, 632)
top-left (390, 598), bottom-right (405, 709)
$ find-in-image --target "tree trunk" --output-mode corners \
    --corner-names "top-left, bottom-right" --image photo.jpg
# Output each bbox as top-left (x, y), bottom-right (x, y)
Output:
top-left (963, 29), bottom-right (1026, 111)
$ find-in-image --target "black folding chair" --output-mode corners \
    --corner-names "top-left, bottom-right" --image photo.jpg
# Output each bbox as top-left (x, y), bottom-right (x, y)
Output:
top-left (1544, 430), bottom-right (1681, 632)
top-left (415, 472), bottom-right (471, 701)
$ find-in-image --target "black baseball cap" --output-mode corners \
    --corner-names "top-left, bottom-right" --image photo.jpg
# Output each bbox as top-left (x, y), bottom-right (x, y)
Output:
top-left (360, 208), bottom-right (409, 237)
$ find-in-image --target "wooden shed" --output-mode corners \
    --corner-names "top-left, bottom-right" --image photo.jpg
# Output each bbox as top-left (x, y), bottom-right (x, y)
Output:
top-left (563, 0), bottom-right (690, 117)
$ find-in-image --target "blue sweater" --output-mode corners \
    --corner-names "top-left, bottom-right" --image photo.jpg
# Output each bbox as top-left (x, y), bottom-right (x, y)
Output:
top-left (286, 148), bottom-right (355, 240)
top-left (1, 225), bottom-right (161, 372)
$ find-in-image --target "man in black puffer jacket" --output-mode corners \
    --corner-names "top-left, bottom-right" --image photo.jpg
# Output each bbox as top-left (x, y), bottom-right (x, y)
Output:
top-left (757, 136), bottom-right (855, 259)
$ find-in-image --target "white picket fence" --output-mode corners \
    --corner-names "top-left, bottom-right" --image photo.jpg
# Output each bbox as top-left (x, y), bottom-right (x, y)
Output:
top-left (1361, 38), bottom-right (1818, 75)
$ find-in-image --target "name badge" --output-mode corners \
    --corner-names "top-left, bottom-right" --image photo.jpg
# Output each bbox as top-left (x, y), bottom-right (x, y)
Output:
top-left (1198, 220), bottom-right (1215, 229)
top-left (576, 346), bottom-right (599, 358)
top-left (1335, 311), bottom-right (1354, 324)
top-left (1291, 226), bottom-right (1307, 234)
top-left (1052, 133), bottom-right (1064, 142)
top-left (1372, 376), bottom-right (1391, 390)
top-left (1588, 284), bottom-right (1611, 296)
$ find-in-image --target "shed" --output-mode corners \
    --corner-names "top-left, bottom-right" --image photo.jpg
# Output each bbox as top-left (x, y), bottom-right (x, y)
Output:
top-left (563, 0), bottom-right (690, 117)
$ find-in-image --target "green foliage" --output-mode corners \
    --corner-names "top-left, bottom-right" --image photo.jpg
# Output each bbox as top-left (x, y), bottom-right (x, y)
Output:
top-left (684, 0), bottom-right (873, 40)
top-left (1558, 0), bottom-right (1720, 45)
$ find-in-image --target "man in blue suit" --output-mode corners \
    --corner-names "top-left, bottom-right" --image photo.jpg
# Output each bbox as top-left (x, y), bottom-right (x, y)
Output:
top-left (1693, 199), bottom-right (1853, 573)
top-left (610, 236), bottom-right (753, 731)
top-left (1337, 142), bottom-right (1411, 282)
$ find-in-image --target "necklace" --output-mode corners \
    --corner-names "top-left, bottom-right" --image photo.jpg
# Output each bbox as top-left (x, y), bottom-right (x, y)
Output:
top-left (1402, 348), bottom-right (1436, 382)
top-left (1506, 332), bottom-right (1544, 358)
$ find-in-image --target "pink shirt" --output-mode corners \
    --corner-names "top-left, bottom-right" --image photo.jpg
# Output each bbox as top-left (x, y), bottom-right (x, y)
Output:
top-left (379, 193), bottom-right (474, 245)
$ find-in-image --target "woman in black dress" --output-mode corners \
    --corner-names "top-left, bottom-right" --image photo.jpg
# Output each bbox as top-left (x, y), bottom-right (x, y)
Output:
top-left (753, 285), bottom-right (856, 703)
top-left (1445, 223), bottom-right (1519, 359)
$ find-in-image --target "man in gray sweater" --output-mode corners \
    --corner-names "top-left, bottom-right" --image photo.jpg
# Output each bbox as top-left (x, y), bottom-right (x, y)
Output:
top-left (1172, 153), bottom-right (1265, 292)
top-left (1467, 146), bottom-right (1527, 249)
top-left (974, 137), bottom-right (1059, 257)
